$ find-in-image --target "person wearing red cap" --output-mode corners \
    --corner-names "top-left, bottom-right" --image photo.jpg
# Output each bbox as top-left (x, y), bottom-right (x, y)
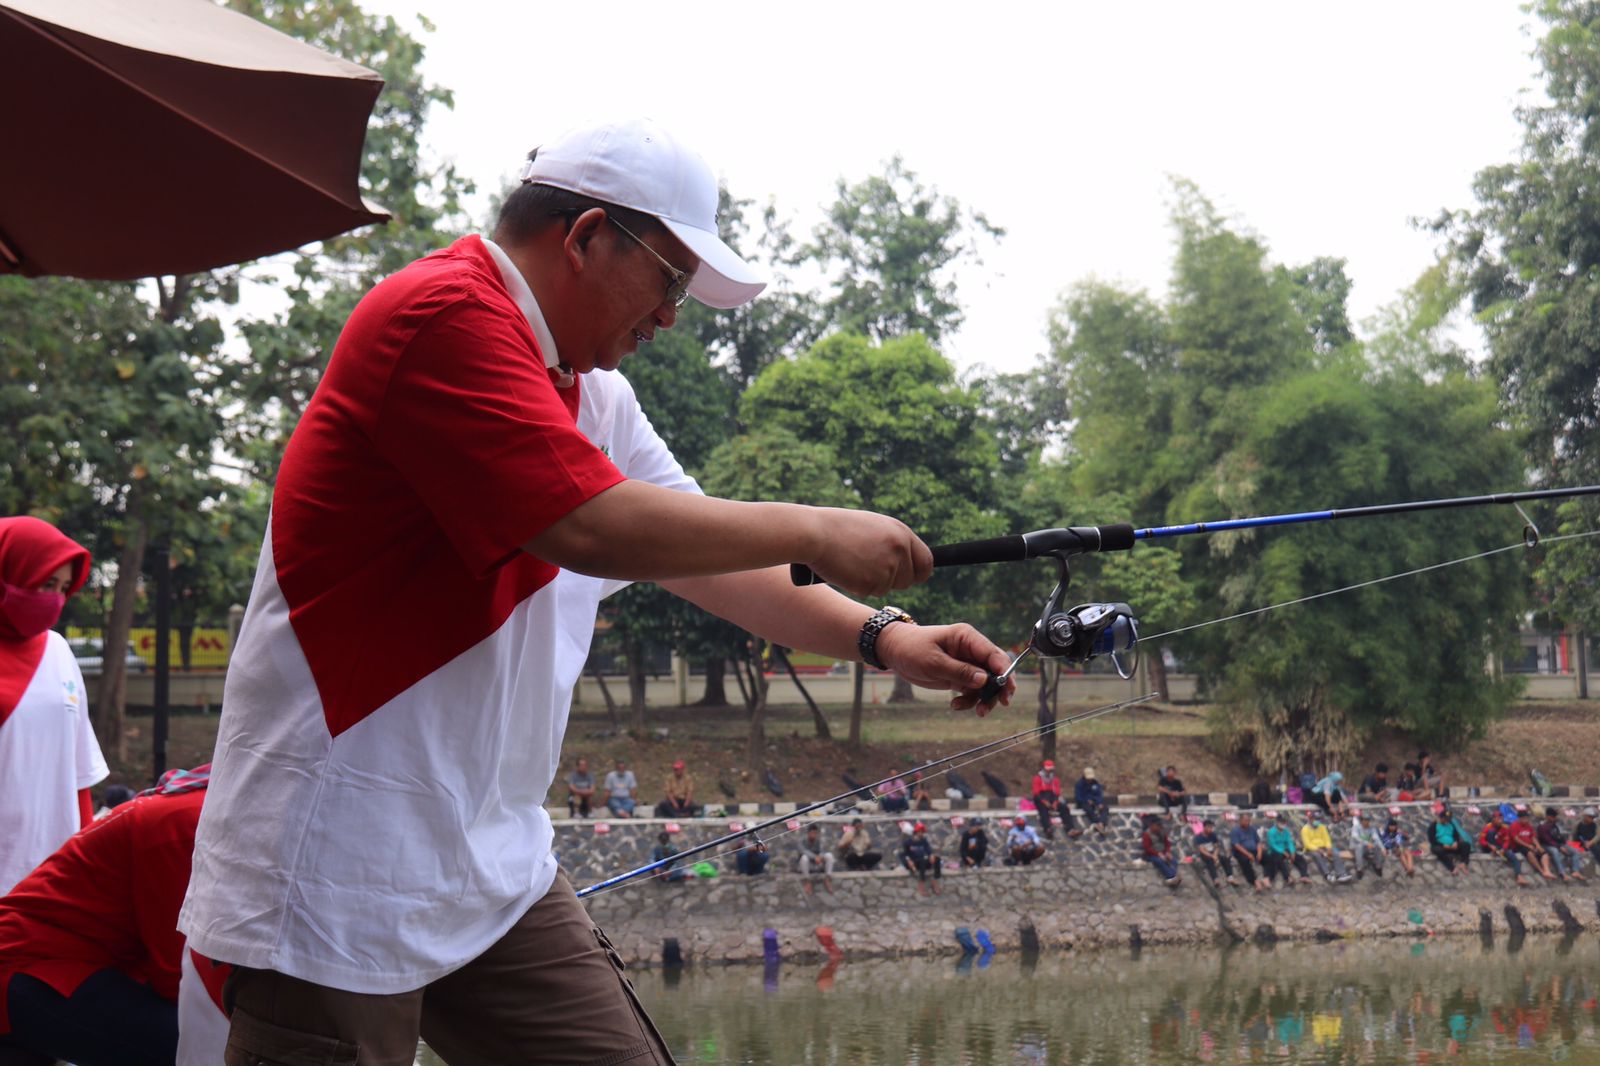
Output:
top-left (1030, 759), bottom-right (1079, 840)
top-left (179, 119), bottom-right (1017, 1064)
top-left (0, 517), bottom-right (107, 896)
top-left (655, 759), bottom-right (699, 818)
top-left (900, 822), bottom-right (942, 895)
top-left (1006, 814), bottom-right (1046, 866)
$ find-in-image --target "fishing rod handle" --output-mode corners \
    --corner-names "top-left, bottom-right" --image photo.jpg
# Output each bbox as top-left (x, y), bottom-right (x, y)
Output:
top-left (788, 523), bottom-right (1136, 586)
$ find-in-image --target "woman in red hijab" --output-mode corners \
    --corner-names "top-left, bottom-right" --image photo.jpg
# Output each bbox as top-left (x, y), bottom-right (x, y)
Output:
top-left (0, 517), bottom-right (108, 894)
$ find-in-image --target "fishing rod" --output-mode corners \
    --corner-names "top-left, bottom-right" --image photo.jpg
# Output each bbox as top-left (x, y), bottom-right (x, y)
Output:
top-left (577, 487), bottom-right (1600, 899)
top-left (574, 690), bottom-right (1157, 898)
top-left (791, 484), bottom-right (1600, 701)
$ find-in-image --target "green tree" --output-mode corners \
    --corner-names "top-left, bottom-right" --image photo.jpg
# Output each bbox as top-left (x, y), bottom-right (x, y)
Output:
top-left (804, 157), bottom-right (1003, 344)
top-left (741, 332), bottom-right (1005, 701)
top-left (1032, 185), bottom-right (1527, 769)
top-left (1195, 364), bottom-right (1525, 770)
top-left (677, 191), bottom-right (822, 394)
top-left (0, 272), bottom-right (228, 757)
top-left (1438, 0), bottom-right (1600, 483)
top-left (699, 428), bottom-right (859, 765)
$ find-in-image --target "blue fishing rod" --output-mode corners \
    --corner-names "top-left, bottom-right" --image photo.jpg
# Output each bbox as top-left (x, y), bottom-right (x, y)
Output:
top-left (581, 485), bottom-right (1600, 899)
top-left (791, 484), bottom-right (1600, 699)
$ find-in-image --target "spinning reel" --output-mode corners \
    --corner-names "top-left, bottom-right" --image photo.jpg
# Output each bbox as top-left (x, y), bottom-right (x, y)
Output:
top-left (978, 554), bottom-right (1140, 702)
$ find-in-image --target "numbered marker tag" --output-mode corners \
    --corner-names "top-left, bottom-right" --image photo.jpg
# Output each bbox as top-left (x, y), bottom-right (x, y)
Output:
top-left (665, 822), bottom-right (682, 834)
top-left (594, 822), bottom-right (612, 835)
top-left (729, 822), bottom-right (745, 833)
top-left (786, 819), bottom-right (801, 832)
top-left (950, 815), bottom-right (965, 828)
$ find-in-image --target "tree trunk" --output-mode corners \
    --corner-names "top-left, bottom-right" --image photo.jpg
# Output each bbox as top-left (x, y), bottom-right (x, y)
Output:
top-left (623, 633), bottom-right (647, 737)
top-left (695, 656), bottom-right (729, 707)
top-left (1147, 646), bottom-right (1171, 703)
top-left (888, 675), bottom-right (915, 703)
top-left (589, 668), bottom-right (620, 729)
top-left (773, 646), bottom-right (830, 739)
top-left (94, 492), bottom-right (149, 763)
top-left (1578, 630), bottom-right (1590, 700)
top-left (1038, 661), bottom-right (1058, 764)
top-left (848, 662), bottom-right (865, 749)
top-left (745, 639), bottom-right (769, 771)
top-left (729, 655), bottom-right (752, 710)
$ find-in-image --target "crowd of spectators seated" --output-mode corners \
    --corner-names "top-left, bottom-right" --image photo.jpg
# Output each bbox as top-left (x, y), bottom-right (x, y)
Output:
top-left (564, 753), bottom-right (1600, 897)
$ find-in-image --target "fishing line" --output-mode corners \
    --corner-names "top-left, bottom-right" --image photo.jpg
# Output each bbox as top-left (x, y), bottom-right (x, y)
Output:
top-left (1140, 528), bottom-right (1600, 645)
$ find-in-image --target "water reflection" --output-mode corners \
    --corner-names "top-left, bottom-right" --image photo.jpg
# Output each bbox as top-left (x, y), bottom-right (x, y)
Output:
top-left (615, 936), bottom-right (1600, 1064)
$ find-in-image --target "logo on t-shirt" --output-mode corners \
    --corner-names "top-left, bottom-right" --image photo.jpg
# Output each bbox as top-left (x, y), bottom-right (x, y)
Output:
top-left (62, 679), bottom-right (79, 709)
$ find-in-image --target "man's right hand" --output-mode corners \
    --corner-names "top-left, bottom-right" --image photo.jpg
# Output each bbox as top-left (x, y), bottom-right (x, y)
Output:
top-left (801, 507), bottom-right (932, 598)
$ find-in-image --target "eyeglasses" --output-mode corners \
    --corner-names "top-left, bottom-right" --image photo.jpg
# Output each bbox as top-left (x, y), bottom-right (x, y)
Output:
top-left (606, 216), bottom-right (692, 309)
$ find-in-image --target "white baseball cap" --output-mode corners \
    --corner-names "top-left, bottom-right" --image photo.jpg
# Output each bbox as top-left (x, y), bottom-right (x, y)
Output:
top-left (519, 118), bottom-right (767, 309)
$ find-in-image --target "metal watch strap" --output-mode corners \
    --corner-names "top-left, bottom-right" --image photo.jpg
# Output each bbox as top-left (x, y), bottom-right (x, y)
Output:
top-left (859, 606), bottom-right (915, 670)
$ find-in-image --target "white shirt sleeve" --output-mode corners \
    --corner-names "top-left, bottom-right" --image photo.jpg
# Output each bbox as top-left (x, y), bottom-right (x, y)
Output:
top-left (61, 635), bottom-right (108, 790)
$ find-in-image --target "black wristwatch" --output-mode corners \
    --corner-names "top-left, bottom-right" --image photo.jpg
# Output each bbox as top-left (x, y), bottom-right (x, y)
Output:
top-left (859, 606), bottom-right (916, 670)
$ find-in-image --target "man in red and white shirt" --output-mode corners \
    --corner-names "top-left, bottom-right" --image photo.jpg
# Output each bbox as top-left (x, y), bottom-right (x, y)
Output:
top-left (180, 119), bottom-right (1015, 1063)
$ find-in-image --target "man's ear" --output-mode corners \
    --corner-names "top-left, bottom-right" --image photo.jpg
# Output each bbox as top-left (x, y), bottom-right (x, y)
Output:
top-left (562, 207), bottom-right (609, 272)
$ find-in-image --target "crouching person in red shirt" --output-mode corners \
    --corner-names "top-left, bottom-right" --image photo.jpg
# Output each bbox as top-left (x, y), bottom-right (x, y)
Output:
top-left (0, 766), bottom-right (225, 1066)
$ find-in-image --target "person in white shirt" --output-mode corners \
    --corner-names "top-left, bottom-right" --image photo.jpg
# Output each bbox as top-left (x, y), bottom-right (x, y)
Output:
top-left (603, 759), bottom-right (638, 818)
top-left (0, 516), bottom-right (107, 896)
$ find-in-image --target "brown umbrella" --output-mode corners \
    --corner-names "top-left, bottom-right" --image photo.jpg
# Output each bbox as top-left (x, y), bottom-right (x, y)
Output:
top-left (0, 0), bottom-right (390, 279)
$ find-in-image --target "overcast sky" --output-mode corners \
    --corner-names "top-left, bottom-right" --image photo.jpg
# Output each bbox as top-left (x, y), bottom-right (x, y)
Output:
top-left (351, 0), bottom-right (1544, 378)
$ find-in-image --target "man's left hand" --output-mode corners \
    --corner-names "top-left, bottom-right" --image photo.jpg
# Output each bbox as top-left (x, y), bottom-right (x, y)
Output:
top-left (874, 622), bottom-right (1015, 716)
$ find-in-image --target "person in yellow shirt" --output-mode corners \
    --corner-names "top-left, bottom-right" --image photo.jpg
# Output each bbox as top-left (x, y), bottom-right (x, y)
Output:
top-left (655, 760), bottom-right (700, 818)
top-left (1300, 808), bottom-right (1352, 883)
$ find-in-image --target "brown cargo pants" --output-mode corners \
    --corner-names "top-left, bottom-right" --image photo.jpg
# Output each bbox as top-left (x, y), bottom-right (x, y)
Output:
top-left (221, 873), bottom-right (673, 1066)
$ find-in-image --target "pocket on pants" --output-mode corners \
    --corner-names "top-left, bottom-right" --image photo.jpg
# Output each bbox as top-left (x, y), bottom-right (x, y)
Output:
top-left (224, 1006), bottom-right (359, 1066)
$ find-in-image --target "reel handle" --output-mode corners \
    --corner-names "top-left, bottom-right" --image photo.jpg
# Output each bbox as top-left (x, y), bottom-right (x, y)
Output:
top-left (788, 524), bottom-right (1136, 586)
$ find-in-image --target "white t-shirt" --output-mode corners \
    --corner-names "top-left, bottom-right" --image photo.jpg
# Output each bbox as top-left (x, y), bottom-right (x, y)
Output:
top-left (0, 630), bottom-right (108, 893)
top-left (181, 236), bottom-right (699, 993)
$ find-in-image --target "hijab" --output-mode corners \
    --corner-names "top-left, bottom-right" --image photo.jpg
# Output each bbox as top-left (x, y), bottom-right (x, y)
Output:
top-left (0, 517), bottom-right (91, 722)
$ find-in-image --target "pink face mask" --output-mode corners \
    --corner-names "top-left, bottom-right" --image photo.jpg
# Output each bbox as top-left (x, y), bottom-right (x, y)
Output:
top-left (0, 583), bottom-right (66, 640)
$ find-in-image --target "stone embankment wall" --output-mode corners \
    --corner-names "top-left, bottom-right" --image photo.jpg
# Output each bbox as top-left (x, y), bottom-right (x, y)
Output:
top-left (570, 802), bottom-right (1600, 967)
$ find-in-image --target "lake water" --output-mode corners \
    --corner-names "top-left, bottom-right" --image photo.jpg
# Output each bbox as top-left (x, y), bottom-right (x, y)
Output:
top-left (419, 934), bottom-right (1600, 1064)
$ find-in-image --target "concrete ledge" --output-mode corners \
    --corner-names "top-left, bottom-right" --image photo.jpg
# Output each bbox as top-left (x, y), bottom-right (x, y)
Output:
top-left (582, 848), bottom-right (1600, 967)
